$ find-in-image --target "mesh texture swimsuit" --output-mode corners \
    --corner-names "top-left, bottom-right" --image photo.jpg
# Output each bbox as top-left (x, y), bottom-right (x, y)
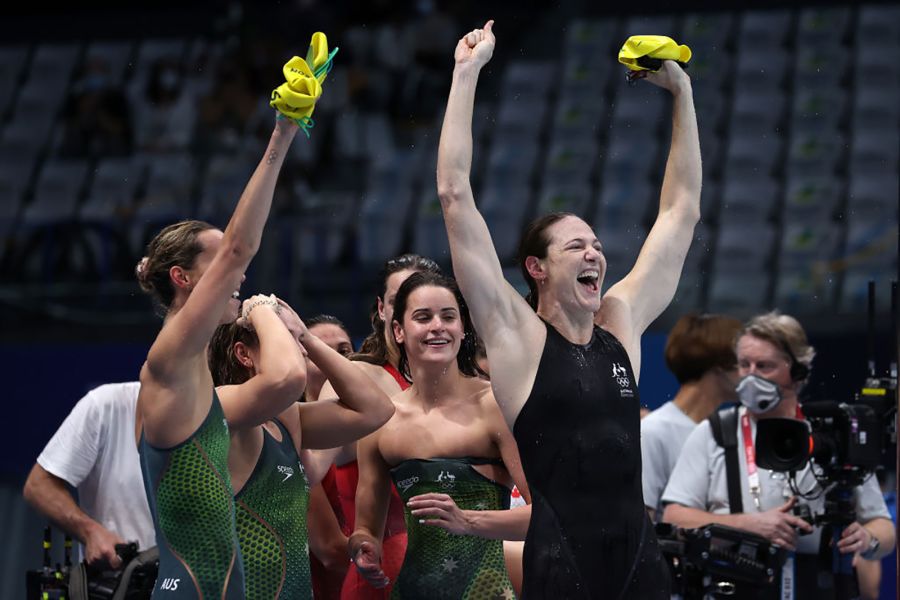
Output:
top-left (235, 418), bottom-right (312, 599)
top-left (139, 390), bottom-right (245, 599)
top-left (388, 457), bottom-right (516, 600)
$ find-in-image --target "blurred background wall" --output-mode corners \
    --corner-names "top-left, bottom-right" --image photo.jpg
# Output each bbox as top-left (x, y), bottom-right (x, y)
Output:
top-left (0, 0), bottom-right (896, 595)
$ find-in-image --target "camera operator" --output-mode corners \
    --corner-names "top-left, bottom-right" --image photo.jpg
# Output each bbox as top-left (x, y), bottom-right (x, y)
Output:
top-left (661, 311), bottom-right (894, 599)
top-left (23, 382), bottom-right (154, 568)
top-left (641, 313), bottom-right (742, 520)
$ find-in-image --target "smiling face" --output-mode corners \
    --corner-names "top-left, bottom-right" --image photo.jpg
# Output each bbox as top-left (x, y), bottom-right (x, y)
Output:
top-left (528, 215), bottom-right (606, 315)
top-left (393, 285), bottom-right (463, 370)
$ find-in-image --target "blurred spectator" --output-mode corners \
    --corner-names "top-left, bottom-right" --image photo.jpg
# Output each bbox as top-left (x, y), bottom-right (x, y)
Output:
top-left (133, 58), bottom-right (196, 152)
top-left (641, 313), bottom-right (742, 519)
top-left (59, 58), bottom-right (132, 157)
top-left (195, 53), bottom-right (260, 154)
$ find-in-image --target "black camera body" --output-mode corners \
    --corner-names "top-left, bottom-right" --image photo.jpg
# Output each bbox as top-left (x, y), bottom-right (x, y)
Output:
top-left (755, 401), bottom-right (886, 487)
top-left (655, 522), bottom-right (787, 599)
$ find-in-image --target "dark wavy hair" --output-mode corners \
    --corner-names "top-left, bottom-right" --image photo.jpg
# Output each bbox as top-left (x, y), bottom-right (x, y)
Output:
top-left (208, 322), bottom-right (259, 387)
top-left (391, 271), bottom-right (487, 382)
top-left (355, 254), bottom-right (442, 364)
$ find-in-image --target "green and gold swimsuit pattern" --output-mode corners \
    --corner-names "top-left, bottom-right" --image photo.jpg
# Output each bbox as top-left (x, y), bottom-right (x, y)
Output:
top-left (139, 391), bottom-right (245, 599)
top-left (389, 457), bottom-right (516, 600)
top-left (236, 418), bottom-right (312, 600)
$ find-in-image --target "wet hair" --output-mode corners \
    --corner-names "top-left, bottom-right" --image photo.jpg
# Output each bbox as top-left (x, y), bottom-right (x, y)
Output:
top-left (517, 212), bottom-right (578, 309)
top-left (391, 271), bottom-right (487, 382)
top-left (306, 314), bottom-right (350, 336)
top-left (665, 313), bottom-right (743, 384)
top-left (355, 254), bottom-right (442, 363)
top-left (136, 220), bottom-right (217, 312)
top-left (208, 322), bottom-right (259, 387)
top-left (739, 311), bottom-right (815, 382)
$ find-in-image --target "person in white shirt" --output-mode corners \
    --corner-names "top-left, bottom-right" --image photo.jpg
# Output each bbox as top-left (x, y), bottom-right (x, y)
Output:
top-left (662, 311), bottom-right (895, 599)
top-left (23, 382), bottom-right (154, 568)
top-left (641, 313), bottom-right (742, 519)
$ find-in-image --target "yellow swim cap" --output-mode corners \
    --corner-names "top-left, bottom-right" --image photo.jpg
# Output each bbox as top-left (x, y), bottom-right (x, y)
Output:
top-left (270, 56), bottom-right (322, 120)
top-left (618, 35), bottom-right (692, 72)
top-left (270, 32), bottom-right (339, 135)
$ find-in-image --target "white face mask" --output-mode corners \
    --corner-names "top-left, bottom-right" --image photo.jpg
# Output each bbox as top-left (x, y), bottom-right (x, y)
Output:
top-left (736, 374), bottom-right (783, 414)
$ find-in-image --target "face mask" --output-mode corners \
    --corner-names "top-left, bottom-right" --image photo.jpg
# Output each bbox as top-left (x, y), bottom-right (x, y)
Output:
top-left (736, 374), bottom-right (782, 414)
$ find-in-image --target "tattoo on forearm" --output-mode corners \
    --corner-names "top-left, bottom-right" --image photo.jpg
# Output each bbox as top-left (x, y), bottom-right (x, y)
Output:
top-left (267, 149), bottom-right (278, 165)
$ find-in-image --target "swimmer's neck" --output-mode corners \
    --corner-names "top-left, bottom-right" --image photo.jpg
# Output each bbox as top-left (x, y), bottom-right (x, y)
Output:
top-left (407, 360), bottom-right (467, 408)
top-left (537, 303), bottom-right (595, 345)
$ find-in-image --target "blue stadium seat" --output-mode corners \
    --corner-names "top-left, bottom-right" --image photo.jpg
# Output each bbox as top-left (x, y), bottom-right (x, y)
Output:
top-left (713, 222), bottom-right (776, 271)
top-left (738, 9), bottom-right (793, 48)
top-left (80, 157), bottom-right (146, 223)
top-left (719, 174), bottom-right (780, 225)
top-left (356, 179), bottom-right (415, 266)
top-left (847, 172), bottom-right (899, 221)
top-left (797, 7), bottom-right (852, 43)
top-left (782, 173), bottom-right (840, 223)
top-left (779, 223), bottom-right (843, 268)
top-left (21, 159), bottom-right (90, 226)
top-left (542, 137), bottom-right (597, 184)
top-left (708, 268), bottom-right (771, 315)
top-left (774, 266), bottom-right (838, 314)
top-left (537, 181), bottom-right (591, 217)
top-left (595, 178), bottom-right (653, 230)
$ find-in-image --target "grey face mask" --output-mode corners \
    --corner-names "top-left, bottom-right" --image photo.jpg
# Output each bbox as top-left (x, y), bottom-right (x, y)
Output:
top-left (736, 374), bottom-right (783, 414)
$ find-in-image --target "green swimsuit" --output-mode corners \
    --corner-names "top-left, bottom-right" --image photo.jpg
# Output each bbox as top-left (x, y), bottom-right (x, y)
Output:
top-left (139, 391), bottom-right (245, 599)
top-left (389, 457), bottom-right (516, 600)
top-left (235, 418), bottom-right (312, 600)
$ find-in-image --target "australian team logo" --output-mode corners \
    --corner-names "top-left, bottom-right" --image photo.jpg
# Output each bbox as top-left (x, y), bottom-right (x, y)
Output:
top-left (437, 470), bottom-right (457, 489)
top-left (612, 362), bottom-right (634, 397)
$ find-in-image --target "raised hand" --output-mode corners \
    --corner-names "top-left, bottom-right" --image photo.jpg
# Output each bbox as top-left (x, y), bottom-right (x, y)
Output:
top-left (454, 20), bottom-right (496, 69)
top-left (642, 60), bottom-right (691, 95)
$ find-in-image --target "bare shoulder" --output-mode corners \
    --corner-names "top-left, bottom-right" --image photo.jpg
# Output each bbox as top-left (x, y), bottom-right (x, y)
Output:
top-left (471, 379), bottom-right (507, 421)
top-left (318, 360), bottom-right (403, 402)
top-left (484, 318), bottom-right (547, 428)
top-left (138, 355), bottom-right (214, 446)
top-left (469, 377), bottom-right (495, 404)
top-left (352, 360), bottom-right (405, 395)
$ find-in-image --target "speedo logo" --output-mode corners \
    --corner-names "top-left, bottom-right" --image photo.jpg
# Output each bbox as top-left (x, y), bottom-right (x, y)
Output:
top-left (397, 475), bottom-right (419, 493)
top-left (277, 465), bottom-right (294, 482)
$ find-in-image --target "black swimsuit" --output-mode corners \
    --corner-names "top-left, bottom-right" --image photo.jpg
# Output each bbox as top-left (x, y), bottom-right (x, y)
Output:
top-left (513, 322), bottom-right (670, 599)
